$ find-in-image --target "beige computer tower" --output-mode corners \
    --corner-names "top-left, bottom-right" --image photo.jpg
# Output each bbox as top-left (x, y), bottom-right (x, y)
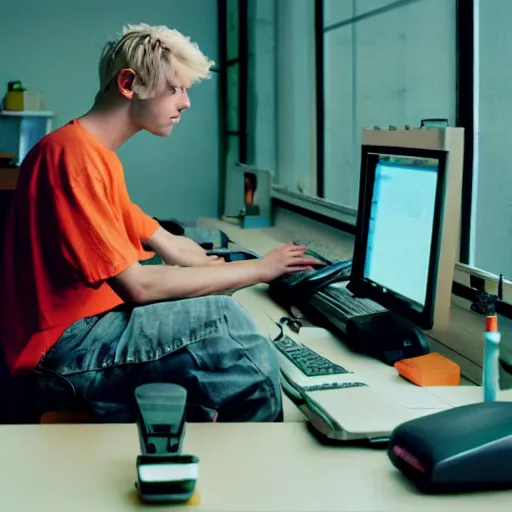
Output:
top-left (362, 127), bottom-right (465, 333)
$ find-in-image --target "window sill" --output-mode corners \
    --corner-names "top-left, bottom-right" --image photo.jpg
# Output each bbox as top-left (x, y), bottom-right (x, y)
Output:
top-left (272, 185), bottom-right (512, 314)
top-left (271, 186), bottom-right (357, 228)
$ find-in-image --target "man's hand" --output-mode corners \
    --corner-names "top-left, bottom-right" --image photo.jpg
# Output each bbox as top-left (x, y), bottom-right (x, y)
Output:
top-left (254, 243), bottom-right (319, 283)
top-left (108, 242), bottom-right (320, 304)
top-left (206, 255), bottom-right (226, 266)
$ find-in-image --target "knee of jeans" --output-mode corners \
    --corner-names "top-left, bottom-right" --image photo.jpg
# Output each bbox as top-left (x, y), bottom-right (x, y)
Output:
top-left (222, 302), bottom-right (281, 389)
top-left (256, 337), bottom-right (281, 382)
top-left (220, 295), bottom-right (259, 330)
top-left (265, 370), bottom-right (283, 421)
top-left (251, 336), bottom-right (283, 408)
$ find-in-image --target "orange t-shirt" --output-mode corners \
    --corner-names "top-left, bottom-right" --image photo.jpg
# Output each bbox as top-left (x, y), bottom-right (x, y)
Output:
top-left (0, 119), bottom-right (159, 374)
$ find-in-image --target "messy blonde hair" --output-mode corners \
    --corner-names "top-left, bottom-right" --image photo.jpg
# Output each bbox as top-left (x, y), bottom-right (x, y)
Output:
top-left (98, 23), bottom-right (214, 99)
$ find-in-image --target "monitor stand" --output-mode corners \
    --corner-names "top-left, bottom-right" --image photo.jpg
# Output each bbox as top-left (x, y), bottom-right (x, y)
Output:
top-left (345, 311), bottom-right (429, 366)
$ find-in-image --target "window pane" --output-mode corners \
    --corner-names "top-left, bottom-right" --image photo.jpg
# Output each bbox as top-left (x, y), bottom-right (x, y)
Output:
top-left (227, 0), bottom-right (239, 61)
top-left (323, 0), bottom-right (456, 207)
top-left (324, 0), bottom-right (353, 27)
top-left (473, 1), bottom-right (512, 276)
top-left (356, 0), bottom-right (397, 15)
top-left (323, 25), bottom-right (355, 207)
top-left (275, 0), bottom-right (316, 194)
top-left (247, 0), bottom-right (277, 171)
top-left (227, 135), bottom-right (240, 169)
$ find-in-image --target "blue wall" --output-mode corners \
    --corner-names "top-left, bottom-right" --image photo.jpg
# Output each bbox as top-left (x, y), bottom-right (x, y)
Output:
top-left (0, 0), bottom-right (219, 220)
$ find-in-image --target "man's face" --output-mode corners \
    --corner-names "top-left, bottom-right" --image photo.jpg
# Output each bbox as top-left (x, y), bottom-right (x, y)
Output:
top-left (129, 79), bottom-right (192, 137)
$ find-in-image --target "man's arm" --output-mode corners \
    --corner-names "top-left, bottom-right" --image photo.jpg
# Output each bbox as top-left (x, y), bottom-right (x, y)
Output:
top-left (129, 204), bottom-right (211, 266)
top-left (108, 243), bottom-right (316, 304)
top-left (144, 226), bottom-right (221, 267)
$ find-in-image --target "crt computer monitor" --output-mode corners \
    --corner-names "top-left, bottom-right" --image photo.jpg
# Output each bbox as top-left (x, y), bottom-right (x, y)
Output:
top-left (348, 145), bottom-right (448, 330)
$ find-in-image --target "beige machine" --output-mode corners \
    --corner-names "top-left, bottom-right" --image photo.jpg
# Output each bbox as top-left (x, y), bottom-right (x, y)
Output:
top-left (269, 126), bottom-right (467, 442)
top-left (360, 127), bottom-right (464, 332)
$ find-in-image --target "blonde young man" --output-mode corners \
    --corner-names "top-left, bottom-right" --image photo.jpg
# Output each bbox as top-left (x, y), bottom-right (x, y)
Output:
top-left (0, 24), bottom-right (316, 422)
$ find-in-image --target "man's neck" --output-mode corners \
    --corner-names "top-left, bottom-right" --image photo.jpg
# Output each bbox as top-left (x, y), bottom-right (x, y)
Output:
top-left (79, 104), bottom-right (140, 151)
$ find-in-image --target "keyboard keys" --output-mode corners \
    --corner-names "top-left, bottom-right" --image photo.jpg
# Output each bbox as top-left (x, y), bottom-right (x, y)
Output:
top-left (274, 336), bottom-right (348, 377)
top-left (317, 287), bottom-right (385, 317)
top-left (282, 268), bottom-right (315, 286)
top-left (302, 381), bottom-right (368, 392)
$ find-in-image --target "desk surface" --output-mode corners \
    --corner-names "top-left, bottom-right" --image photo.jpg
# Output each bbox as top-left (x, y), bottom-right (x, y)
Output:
top-left (2, 422), bottom-right (511, 512)
top-left (4, 217), bottom-right (511, 511)
top-left (198, 217), bottom-right (510, 385)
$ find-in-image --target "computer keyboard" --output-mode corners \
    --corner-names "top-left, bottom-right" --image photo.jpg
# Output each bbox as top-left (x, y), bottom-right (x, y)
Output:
top-left (302, 247), bottom-right (332, 266)
top-left (263, 244), bottom-right (337, 290)
top-left (315, 284), bottom-right (386, 318)
top-left (292, 238), bottom-right (351, 264)
top-left (274, 335), bottom-right (348, 377)
top-left (273, 334), bottom-right (369, 392)
top-left (301, 381), bottom-right (368, 392)
top-left (277, 268), bottom-right (316, 287)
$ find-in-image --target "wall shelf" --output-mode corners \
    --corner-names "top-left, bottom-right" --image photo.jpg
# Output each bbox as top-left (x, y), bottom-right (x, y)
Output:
top-left (0, 110), bottom-right (55, 164)
top-left (0, 110), bottom-right (54, 118)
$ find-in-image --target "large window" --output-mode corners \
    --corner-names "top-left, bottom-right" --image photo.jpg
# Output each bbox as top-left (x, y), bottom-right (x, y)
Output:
top-left (245, 0), bottom-right (316, 195)
top-left (220, 0), bottom-right (507, 283)
top-left (471, 0), bottom-right (512, 277)
top-left (237, 0), bottom-right (457, 210)
top-left (321, 0), bottom-right (456, 208)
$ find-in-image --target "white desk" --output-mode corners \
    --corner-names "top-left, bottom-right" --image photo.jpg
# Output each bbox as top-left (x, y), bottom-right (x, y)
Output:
top-left (3, 217), bottom-right (512, 511)
top-left (2, 422), bottom-right (511, 512)
top-left (198, 216), bottom-right (512, 385)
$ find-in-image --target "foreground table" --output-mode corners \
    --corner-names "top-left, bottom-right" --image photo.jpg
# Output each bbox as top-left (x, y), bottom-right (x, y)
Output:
top-left (0, 422), bottom-right (510, 511)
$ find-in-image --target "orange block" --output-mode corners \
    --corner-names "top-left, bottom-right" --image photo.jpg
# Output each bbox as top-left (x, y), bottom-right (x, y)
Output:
top-left (394, 352), bottom-right (461, 387)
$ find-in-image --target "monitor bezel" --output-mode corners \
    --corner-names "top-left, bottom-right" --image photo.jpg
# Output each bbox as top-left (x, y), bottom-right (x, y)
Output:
top-left (348, 145), bottom-right (448, 330)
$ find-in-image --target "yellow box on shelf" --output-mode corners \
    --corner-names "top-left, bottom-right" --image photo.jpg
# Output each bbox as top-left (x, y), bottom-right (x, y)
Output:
top-left (3, 90), bottom-right (44, 111)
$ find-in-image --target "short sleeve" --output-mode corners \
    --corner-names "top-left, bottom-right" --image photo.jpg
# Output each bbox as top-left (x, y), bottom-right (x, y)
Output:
top-left (54, 173), bottom-right (141, 287)
top-left (130, 203), bottom-right (159, 241)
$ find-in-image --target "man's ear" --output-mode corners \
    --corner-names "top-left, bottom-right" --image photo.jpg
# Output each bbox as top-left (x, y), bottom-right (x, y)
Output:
top-left (116, 69), bottom-right (136, 100)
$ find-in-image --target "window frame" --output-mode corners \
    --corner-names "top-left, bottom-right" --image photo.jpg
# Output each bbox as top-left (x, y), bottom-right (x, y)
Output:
top-left (274, 0), bottom-right (512, 318)
top-left (219, 0), bottom-right (512, 318)
top-left (273, 0), bottom-right (472, 241)
top-left (218, 0), bottom-right (249, 216)
top-left (310, 0), bottom-right (472, 257)
top-left (455, 0), bottom-right (475, 266)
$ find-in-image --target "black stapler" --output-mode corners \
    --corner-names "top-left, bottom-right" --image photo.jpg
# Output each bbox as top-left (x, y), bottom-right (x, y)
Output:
top-left (134, 383), bottom-right (199, 504)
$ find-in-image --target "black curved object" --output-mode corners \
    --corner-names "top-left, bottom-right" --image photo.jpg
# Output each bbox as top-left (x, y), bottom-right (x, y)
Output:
top-left (268, 259), bottom-right (353, 315)
top-left (388, 401), bottom-right (512, 493)
top-left (295, 260), bottom-right (352, 296)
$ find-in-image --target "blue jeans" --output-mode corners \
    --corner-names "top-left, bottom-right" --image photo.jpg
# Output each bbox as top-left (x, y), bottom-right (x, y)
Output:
top-left (34, 296), bottom-right (283, 422)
